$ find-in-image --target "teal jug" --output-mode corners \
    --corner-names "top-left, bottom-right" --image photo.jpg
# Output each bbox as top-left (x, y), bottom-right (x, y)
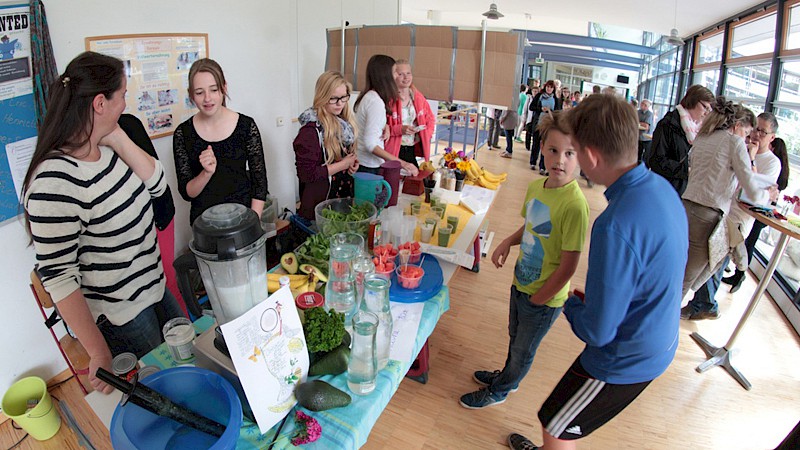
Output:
top-left (353, 172), bottom-right (392, 210)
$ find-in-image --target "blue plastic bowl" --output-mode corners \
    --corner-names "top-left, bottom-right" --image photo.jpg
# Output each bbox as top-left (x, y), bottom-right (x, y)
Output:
top-left (110, 367), bottom-right (242, 450)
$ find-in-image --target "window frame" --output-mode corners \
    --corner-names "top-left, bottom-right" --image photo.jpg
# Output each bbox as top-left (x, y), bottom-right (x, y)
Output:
top-left (781, 0), bottom-right (800, 56)
top-left (726, 6), bottom-right (778, 64)
top-left (693, 29), bottom-right (725, 70)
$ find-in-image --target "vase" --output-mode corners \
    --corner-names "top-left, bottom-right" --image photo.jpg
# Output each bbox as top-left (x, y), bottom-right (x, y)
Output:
top-left (455, 179), bottom-right (465, 191)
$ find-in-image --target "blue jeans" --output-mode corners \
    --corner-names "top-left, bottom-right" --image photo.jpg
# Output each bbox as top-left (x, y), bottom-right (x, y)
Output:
top-left (97, 289), bottom-right (186, 358)
top-left (504, 128), bottom-right (515, 154)
top-left (687, 257), bottom-right (727, 314)
top-left (491, 285), bottom-right (562, 398)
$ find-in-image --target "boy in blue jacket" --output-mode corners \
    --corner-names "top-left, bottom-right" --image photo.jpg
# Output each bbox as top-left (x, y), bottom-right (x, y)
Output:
top-left (507, 95), bottom-right (688, 450)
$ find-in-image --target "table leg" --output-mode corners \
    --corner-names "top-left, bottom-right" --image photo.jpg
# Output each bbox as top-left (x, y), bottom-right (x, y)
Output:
top-left (690, 232), bottom-right (790, 390)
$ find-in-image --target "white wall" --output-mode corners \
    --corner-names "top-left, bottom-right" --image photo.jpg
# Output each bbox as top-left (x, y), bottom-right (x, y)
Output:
top-left (1, 0), bottom-right (397, 397)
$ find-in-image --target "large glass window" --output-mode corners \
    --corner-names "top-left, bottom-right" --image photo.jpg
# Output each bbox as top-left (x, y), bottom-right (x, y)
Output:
top-left (653, 74), bottom-right (675, 105)
top-left (774, 107), bottom-right (800, 158)
top-left (777, 60), bottom-right (800, 103)
top-left (724, 63), bottom-right (772, 103)
top-left (696, 32), bottom-right (724, 65)
top-left (730, 11), bottom-right (777, 59)
top-left (692, 69), bottom-right (721, 94)
top-left (785, 2), bottom-right (800, 52)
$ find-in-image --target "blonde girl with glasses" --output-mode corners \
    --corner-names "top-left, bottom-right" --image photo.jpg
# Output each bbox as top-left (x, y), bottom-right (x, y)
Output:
top-left (293, 71), bottom-right (359, 219)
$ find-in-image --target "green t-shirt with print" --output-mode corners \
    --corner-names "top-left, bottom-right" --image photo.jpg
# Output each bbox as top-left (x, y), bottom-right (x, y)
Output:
top-left (513, 178), bottom-right (589, 307)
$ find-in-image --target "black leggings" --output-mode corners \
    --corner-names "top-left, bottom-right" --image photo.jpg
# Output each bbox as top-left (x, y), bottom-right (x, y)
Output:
top-left (399, 145), bottom-right (419, 168)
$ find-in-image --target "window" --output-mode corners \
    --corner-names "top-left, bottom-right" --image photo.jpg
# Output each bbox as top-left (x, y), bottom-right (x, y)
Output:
top-left (774, 107), bottom-right (800, 158)
top-left (653, 74), bottom-right (675, 105)
top-left (695, 32), bottom-right (724, 66)
top-left (777, 60), bottom-right (800, 103)
top-left (724, 63), bottom-right (772, 105)
top-left (729, 11), bottom-right (777, 60)
top-left (692, 69), bottom-right (721, 94)
top-left (784, 1), bottom-right (800, 53)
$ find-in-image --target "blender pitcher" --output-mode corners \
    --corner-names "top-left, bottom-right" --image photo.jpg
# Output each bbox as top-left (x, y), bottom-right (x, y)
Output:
top-left (189, 203), bottom-right (269, 325)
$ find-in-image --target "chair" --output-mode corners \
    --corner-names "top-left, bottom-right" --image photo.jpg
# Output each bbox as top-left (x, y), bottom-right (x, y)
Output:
top-left (29, 268), bottom-right (91, 394)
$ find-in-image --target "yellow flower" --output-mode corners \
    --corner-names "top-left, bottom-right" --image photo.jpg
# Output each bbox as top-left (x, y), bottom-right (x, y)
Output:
top-left (457, 161), bottom-right (470, 172)
top-left (444, 153), bottom-right (454, 162)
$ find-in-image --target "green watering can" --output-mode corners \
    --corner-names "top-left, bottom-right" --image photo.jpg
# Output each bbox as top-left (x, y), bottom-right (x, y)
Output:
top-left (353, 172), bottom-right (392, 210)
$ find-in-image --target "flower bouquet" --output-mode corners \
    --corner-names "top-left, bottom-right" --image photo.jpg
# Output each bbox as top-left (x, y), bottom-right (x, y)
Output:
top-left (442, 147), bottom-right (471, 191)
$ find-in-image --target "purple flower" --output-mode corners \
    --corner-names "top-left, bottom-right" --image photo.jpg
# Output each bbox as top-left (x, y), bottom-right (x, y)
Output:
top-left (457, 151), bottom-right (466, 159)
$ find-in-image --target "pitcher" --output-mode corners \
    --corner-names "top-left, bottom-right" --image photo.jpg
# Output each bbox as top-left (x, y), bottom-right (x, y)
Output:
top-left (380, 160), bottom-right (401, 207)
top-left (354, 172), bottom-right (392, 210)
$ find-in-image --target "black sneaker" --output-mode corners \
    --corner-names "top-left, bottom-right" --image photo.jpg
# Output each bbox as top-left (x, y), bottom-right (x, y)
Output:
top-left (507, 433), bottom-right (538, 450)
top-left (473, 370), bottom-right (518, 392)
top-left (459, 388), bottom-right (505, 409)
top-left (680, 305), bottom-right (720, 320)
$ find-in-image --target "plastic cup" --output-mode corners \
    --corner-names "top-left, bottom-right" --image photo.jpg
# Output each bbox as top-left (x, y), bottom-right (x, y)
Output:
top-left (438, 223), bottom-right (453, 247)
top-left (420, 221), bottom-right (435, 243)
top-left (431, 206), bottom-right (445, 219)
top-left (410, 203), bottom-right (421, 216)
top-left (446, 215), bottom-right (459, 233)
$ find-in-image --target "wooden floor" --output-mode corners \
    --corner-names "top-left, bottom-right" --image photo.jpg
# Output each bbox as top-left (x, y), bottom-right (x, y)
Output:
top-left (3, 140), bottom-right (799, 449)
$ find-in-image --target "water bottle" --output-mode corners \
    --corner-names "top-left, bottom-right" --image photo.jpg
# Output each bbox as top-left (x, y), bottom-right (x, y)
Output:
top-left (360, 274), bottom-right (392, 370)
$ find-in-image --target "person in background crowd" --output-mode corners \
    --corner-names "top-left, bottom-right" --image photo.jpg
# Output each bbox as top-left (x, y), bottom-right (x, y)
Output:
top-left (515, 84), bottom-right (527, 143)
top-left (23, 52), bottom-right (183, 395)
top-left (591, 85), bottom-right (601, 95)
top-left (572, 90), bottom-right (582, 107)
top-left (680, 99), bottom-right (776, 321)
top-left (560, 87), bottom-right (572, 110)
top-left (487, 106), bottom-right (502, 150)
top-left (293, 71), bottom-right (359, 220)
top-left (386, 59), bottom-right (436, 168)
top-left (646, 85), bottom-right (715, 195)
top-left (602, 86), bottom-right (618, 96)
top-left (637, 99), bottom-right (654, 163)
top-left (524, 86), bottom-right (540, 152)
top-left (354, 54), bottom-right (418, 176)
top-left (722, 119), bottom-right (788, 293)
top-left (506, 94), bottom-right (688, 450)
top-left (499, 106), bottom-right (519, 158)
top-left (530, 80), bottom-right (560, 174)
top-left (173, 58), bottom-right (269, 225)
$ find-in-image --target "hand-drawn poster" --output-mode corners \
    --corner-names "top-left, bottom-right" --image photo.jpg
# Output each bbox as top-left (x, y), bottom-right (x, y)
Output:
top-left (220, 286), bottom-right (309, 434)
top-left (0, 4), bottom-right (35, 224)
top-left (86, 33), bottom-right (208, 138)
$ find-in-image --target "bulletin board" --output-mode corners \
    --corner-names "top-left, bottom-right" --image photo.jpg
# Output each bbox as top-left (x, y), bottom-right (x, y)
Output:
top-left (85, 33), bottom-right (208, 139)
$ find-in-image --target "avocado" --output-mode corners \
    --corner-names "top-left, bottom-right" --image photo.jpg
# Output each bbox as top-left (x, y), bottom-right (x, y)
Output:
top-left (295, 380), bottom-right (351, 411)
top-left (280, 252), bottom-right (299, 274)
top-left (299, 264), bottom-right (328, 282)
top-left (309, 341), bottom-right (350, 376)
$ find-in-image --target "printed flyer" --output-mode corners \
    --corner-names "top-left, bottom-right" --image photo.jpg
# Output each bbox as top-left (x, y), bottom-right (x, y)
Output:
top-left (87, 34), bottom-right (207, 138)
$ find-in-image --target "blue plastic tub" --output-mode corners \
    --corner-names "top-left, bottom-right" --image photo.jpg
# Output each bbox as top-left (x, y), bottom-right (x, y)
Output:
top-left (110, 367), bottom-right (242, 450)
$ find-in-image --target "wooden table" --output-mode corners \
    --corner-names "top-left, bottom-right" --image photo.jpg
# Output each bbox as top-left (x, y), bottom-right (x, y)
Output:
top-left (689, 203), bottom-right (800, 390)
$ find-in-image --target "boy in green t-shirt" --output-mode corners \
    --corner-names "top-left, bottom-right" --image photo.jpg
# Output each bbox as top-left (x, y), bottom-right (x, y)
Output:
top-left (460, 111), bottom-right (589, 409)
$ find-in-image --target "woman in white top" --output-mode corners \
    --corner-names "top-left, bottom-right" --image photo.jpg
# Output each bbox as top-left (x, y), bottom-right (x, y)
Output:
top-left (354, 54), bottom-right (418, 176)
top-left (680, 98), bottom-right (776, 320)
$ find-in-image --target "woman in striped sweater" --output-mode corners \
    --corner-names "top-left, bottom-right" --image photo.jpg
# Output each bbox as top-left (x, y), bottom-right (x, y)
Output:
top-left (22, 52), bottom-right (183, 394)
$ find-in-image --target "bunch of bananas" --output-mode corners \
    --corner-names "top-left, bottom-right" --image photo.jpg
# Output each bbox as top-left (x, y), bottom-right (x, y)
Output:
top-left (464, 159), bottom-right (507, 190)
top-left (267, 272), bottom-right (318, 296)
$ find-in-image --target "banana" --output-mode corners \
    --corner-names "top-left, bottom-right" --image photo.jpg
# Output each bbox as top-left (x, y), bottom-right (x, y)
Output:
top-left (477, 176), bottom-right (499, 190)
top-left (267, 273), bottom-right (311, 293)
top-left (482, 170), bottom-right (507, 183)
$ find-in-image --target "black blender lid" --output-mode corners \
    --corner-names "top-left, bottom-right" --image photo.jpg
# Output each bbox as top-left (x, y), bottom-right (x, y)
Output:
top-left (191, 203), bottom-right (264, 259)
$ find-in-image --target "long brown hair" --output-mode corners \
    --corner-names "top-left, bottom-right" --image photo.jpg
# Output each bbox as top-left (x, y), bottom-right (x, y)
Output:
top-left (771, 137), bottom-right (790, 191)
top-left (698, 97), bottom-right (755, 135)
top-left (187, 58), bottom-right (229, 107)
top-left (22, 52), bottom-right (124, 234)
top-left (354, 54), bottom-right (397, 114)
top-left (313, 71), bottom-right (358, 164)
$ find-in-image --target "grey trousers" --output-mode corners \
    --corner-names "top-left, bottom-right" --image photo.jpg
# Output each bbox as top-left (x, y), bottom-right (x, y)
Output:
top-left (682, 199), bottom-right (723, 297)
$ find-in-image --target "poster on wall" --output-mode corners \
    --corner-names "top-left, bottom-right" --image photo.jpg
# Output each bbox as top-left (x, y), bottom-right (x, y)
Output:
top-left (86, 33), bottom-right (208, 139)
top-left (0, 3), bottom-right (36, 225)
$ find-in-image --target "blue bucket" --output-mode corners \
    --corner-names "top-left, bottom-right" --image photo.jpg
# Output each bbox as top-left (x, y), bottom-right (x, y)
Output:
top-left (110, 367), bottom-right (242, 450)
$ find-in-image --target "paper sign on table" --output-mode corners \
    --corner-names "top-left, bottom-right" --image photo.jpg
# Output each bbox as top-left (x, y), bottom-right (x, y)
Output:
top-left (220, 286), bottom-right (309, 434)
top-left (389, 302), bottom-right (425, 363)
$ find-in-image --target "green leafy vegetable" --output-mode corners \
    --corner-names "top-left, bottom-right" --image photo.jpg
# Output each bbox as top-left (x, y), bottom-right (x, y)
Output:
top-left (303, 307), bottom-right (345, 353)
top-left (318, 203), bottom-right (374, 236)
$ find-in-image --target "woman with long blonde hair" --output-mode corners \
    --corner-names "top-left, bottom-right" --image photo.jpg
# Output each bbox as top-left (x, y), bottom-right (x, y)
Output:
top-left (293, 71), bottom-right (359, 219)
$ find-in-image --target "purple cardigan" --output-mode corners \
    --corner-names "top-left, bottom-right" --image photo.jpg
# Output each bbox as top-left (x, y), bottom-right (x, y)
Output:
top-left (293, 122), bottom-right (330, 219)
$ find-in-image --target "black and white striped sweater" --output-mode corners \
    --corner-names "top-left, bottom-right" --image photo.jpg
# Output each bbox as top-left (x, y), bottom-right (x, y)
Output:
top-left (25, 147), bottom-right (167, 326)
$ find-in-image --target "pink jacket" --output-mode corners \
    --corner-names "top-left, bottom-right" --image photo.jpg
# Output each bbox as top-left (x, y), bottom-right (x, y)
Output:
top-left (385, 88), bottom-right (436, 161)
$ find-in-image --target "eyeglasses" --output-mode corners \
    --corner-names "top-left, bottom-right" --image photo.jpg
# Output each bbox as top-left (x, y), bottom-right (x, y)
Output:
top-left (328, 94), bottom-right (351, 105)
top-left (700, 102), bottom-right (712, 113)
top-left (755, 127), bottom-right (774, 136)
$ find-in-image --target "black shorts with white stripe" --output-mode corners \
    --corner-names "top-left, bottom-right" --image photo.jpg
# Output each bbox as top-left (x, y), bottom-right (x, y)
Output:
top-left (537, 357), bottom-right (652, 440)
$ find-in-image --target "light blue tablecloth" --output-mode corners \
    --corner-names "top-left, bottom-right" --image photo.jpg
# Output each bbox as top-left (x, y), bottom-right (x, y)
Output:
top-left (141, 285), bottom-right (450, 449)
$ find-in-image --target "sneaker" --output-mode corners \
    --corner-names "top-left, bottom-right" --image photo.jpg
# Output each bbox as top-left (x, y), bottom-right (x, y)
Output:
top-left (473, 370), bottom-right (519, 392)
top-left (538, 168), bottom-right (546, 175)
top-left (507, 433), bottom-right (539, 450)
top-left (530, 165), bottom-right (537, 171)
top-left (492, 145), bottom-right (502, 149)
top-left (680, 305), bottom-right (720, 321)
top-left (500, 152), bottom-right (512, 159)
top-left (514, 138), bottom-right (524, 143)
top-left (459, 388), bottom-right (505, 409)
